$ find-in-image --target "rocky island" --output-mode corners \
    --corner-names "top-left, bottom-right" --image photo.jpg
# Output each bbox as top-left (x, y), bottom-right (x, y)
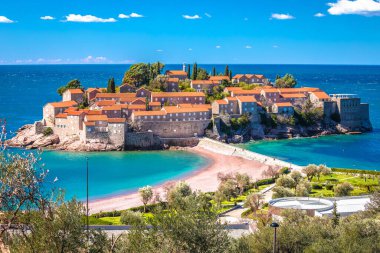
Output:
top-left (6, 63), bottom-right (372, 151)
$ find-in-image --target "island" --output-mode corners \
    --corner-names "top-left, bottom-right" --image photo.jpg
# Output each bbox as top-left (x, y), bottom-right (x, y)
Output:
top-left (6, 63), bottom-right (372, 151)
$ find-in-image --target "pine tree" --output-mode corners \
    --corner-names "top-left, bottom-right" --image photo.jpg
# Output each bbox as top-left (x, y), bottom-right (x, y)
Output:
top-left (331, 201), bottom-right (340, 228)
top-left (187, 64), bottom-right (191, 79)
top-left (192, 63), bottom-right (198, 80)
top-left (224, 65), bottom-right (229, 76)
top-left (212, 67), bottom-right (216, 76)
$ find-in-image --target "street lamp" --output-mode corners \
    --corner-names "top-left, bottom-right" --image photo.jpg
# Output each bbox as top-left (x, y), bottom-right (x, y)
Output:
top-left (270, 222), bottom-right (279, 253)
top-left (86, 157), bottom-right (89, 244)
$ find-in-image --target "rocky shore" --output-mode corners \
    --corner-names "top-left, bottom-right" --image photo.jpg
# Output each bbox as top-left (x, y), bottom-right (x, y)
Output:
top-left (5, 124), bottom-right (122, 152)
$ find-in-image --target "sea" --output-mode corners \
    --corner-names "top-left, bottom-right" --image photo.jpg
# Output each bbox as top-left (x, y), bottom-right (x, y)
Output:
top-left (0, 64), bottom-right (379, 199)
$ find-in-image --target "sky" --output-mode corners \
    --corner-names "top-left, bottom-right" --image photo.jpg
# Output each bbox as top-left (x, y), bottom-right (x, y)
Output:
top-left (1, 0), bottom-right (380, 65)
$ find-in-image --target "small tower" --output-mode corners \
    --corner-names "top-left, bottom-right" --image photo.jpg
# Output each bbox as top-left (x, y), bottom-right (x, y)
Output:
top-left (182, 63), bottom-right (186, 72)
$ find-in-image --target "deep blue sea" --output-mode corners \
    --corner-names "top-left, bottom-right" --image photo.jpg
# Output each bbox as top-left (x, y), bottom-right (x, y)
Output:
top-left (0, 64), bottom-right (379, 199)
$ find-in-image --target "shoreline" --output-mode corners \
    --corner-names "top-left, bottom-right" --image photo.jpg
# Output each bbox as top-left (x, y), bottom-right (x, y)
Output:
top-left (89, 139), bottom-right (302, 214)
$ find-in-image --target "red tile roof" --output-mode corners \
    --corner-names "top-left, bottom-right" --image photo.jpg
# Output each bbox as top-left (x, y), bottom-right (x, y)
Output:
top-left (56, 113), bottom-right (67, 119)
top-left (166, 70), bottom-right (187, 76)
top-left (280, 93), bottom-right (306, 98)
top-left (214, 99), bottom-right (228, 105)
top-left (191, 80), bottom-right (215, 85)
top-left (95, 100), bottom-right (117, 106)
top-left (133, 111), bottom-right (167, 116)
top-left (311, 91), bottom-right (330, 99)
top-left (49, 101), bottom-right (77, 108)
top-left (108, 118), bottom-right (126, 123)
top-left (236, 96), bottom-right (257, 103)
top-left (86, 115), bottom-right (108, 121)
top-left (209, 76), bottom-right (230, 81)
top-left (66, 89), bottom-right (84, 94)
top-left (274, 102), bottom-right (293, 107)
top-left (167, 78), bottom-right (180, 82)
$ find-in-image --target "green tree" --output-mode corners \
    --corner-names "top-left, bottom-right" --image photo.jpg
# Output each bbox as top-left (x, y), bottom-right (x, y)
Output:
top-left (276, 175), bottom-right (296, 189)
top-left (302, 164), bottom-right (318, 181)
top-left (235, 172), bottom-right (251, 195)
top-left (122, 63), bottom-right (150, 86)
top-left (224, 65), bottom-right (229, 76)
top-left (196, 67), bottom-right (209, 80)
top-left (315, 164), bottom-right (331, 181)
top-left (244, 193), bottom-right (264, 215)
top-left (365, 190), bottom-right (380, 214)
top-left (274, 73), bottom-right (297, 88)
top-left (192, 63), bottom-right (198, 80)
top-left (186, 64), bottom-right (191, 79)
top-left (138, 186), bottom-right (153, 213)
top-left (120, 210), bottom-right (145, 226)
top-left (212, 67), bottom-right (216, 76)
top-left (272, 186), bottom-right (295, 199)
top-left (216, 179), bottom-right (239, 202)
top-left (107, 77), bottom-right (116, 93)
top-left (294, 99), bottom-right (324, 126)
top-left (229, 70), bottom-right (232, 80)
top-left (57, 79), bottom-right (82, 96)
top-left (331, 201), bottom-right (340, 228)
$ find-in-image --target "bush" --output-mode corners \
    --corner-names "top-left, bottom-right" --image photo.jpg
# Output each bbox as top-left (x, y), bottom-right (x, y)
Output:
top-left (326, 184), bottom-right (334, 191)
top-left (272, 186), bottom-right (295, 199)
top-left (312, 184), bottom-right (323, 190)
top-left (43, 127), bottom-right (53, 136)
top-left (334, 182), bottom-right (354, 197)
top-left (276, 176), bottom-right (296, 189)
top-left (279, 167), bottom-right (290, 175)
top-left (254, 178), bottom-right (275, 187)
top-left (326, 178), bottom-right (339, 184)
top-left (120, 211), bottom-right (145, 225)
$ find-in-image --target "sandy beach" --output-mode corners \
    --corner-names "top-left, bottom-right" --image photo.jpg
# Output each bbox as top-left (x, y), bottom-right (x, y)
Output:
top-left (89, 144), bottom-right (272, 214)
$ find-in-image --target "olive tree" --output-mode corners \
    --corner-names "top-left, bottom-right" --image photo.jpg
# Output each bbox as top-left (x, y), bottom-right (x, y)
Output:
top-left (138, 186), bottom-right (153, 213)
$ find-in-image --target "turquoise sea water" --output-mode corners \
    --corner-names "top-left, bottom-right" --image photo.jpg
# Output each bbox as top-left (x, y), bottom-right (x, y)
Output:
top-left (33, 150), bottom-right (208, 200)
top-left (0, 64), bottom-right (379, 198)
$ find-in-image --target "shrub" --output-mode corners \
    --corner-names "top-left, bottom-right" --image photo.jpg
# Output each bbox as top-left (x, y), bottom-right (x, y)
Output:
top-left (279, 167), bottom-right (290, 175)
top-left (120, 211), bottom-right (145, 226)
top-left (326, 184), bottom-right (334, 191)
top-left (272, 186), bottom-right (295, 199)
top-left (276, 175), bottom-right (296, 189)
top-left (254, 178), bottom-right (275, 187)
top-left (312, 184), bottom-right (323, 190)
top-left (334, 182), bottom-right (354, 197)
top-left (43, 127), bottom-right (53, 136)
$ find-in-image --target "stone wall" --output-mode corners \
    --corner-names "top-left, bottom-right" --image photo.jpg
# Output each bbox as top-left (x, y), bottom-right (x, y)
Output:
top-left (161, 137), bottom-right (199, 147)
top-left (138, 120), bottom-right (210, 138)
top-left (125, 132), bottom-right (163, 150)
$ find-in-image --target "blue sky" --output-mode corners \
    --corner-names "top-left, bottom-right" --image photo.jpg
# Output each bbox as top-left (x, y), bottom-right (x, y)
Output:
top-left (1, 0), bottom-right (380, 64)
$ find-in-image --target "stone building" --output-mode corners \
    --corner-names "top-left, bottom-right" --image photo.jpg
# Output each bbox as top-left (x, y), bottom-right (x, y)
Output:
top-left (86, 88), bottom-right (102, 102)
top-left (119, 83), bottom-right (136, 93)
top-left (165, 70), bottom-right (188, 80)
top-left (151, 92), bottom-right (206, 105)
top-left (62, 89), bottom-right (84, 104)
top-left (165, 78), bottom-right (180, 92)
top-left (43, 101), bottom-right (78, 126)
top-left (271, 102), bottom-right (294, 115)
top-left (209, 76), bottom-right (230, 84)
top-left (232, 74), bottom-right (269, 85)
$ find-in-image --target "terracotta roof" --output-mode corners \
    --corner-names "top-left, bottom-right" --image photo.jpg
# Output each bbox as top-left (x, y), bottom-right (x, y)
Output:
top-left (214, 99), bottom-right (228, 105)
top-left (120, 83), bottom-right (134, 88)
top-left (311, 91), bottom-right (330, 99)
top-left (225, 96), bottom-right (238, 101)
top-left (149, 101), bottom-right (161, 106)
top-left (133, 110), bottom-right (167, 116)
top-left (64, 107), bottom-right (78, 113)
top-left (191, 80), bottom-right (215, 85)
top-left (166, 70), bottom-right (187, 76)
top-left (49, 101), bottom-right (77, 108)
top-left (56, 113), bottom-right (67, 119)
top-left (128, 104), bottom-right (146, 110)
top-left (280, 93), bottom-right (306, 98)
top-left (233, 90), bottom-right (261, 95)
top-left (209, 76), bottom-right (230, 81)
top-left (236, 96), bottom-right (257, 103)
top-left (151, 92), bottom-right (205, 98)
top-left (262, 88), bottom-right (279, 93)
top-left (95, 100), bottom-right (116, 106)
top-left (274, 102), bottom-right (293, 107)
top-left (86, 115), bottom-right (108, 121)
top-left (101, 105), bottom-right (122, 111)
top-left (67, 111), bottom-right (85, 116)
top-left (131, 98), bottom-right (146, 104)
top-left (84, 121), bottom-right (95, 126)
top-left (278, 87), bottom-right (320, 93)
top-left (178, 103), bottom-right (211, 109)
top-left (87, 110), bottom-right (102, 115)
top-left (66, 89), bottom-right (83, 94)
top-left (120, 97), bottom-right (137, 103)
top-left (167, 78), bottom-right (179, 82)
top-left (225, 87), bottom-right (243, 92)
top-left (108, 118), bottom-right (126, 123)
top-left (87, 88), bottom-right (102, 93)
top-left (232, 74), bottom-right (244, 79)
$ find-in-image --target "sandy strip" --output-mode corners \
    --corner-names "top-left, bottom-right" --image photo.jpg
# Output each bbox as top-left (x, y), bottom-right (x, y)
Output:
top-left (89, 146), bottom-right (271, 214)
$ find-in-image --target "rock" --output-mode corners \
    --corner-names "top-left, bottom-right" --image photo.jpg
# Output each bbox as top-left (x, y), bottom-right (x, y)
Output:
top-left (30, 134), bottom-right (60, 148)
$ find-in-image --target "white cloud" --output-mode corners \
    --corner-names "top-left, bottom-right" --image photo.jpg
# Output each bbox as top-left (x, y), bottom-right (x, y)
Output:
top-left (40, 16), bottom-right (55, 20)
top-left (0, 16), bottom-right (14, 23)
top-left (216, 45), bottom-right (221, 49)
top-left (327, 0), bottom-right (380, 16)
top-left (188, 48), bottom-right (193, 51)
top-left (82, 56), bottom-right (109, 63)
top-left (130, 13), bottom-right (144, 18)
top-left (314, 12), bottom-right (326, 17)
top-left (271, 13), bottom-right (295, 20)
top-left (156, 49), bottom-right (163, 52)
top-left (15, 59), bottom-right (33, 64)
top-left (245, 45), bottom-right (252, 49)
top-left (182, 14), bottom-right (201, 20)
top-left (244, 17), bottom-right (249, 21)
top-left (205, 13), bottom-right (212, 18)
top-left (118, 13), bottom-right (144, 19)
top-left (64, 14), bottom-right (116, 23)
top-left (36, 58), bottom-right (63, 64)
top-left (273, 45), bottom-right (279, 48)
top-left (118, 14), bottom-right (130, 19)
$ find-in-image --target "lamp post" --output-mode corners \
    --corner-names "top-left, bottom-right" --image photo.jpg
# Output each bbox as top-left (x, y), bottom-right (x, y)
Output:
top-left (270, 222), bottom-right (279, 253)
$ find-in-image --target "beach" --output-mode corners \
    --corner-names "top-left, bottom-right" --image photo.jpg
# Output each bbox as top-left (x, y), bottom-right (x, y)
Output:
top-left (89, 139), bottom-right (301, 214)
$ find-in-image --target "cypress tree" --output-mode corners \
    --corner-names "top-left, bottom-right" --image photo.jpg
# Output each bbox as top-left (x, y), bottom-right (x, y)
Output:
top-left (224, 65), bottom-right (229, 76)
top-left (107, 78), bottom-right (112, 93)
top-left (229, 70), bottom-right (232, 80)
top-left (187, 64), bottom-right (191, 79)
top-left (212, 67), bottom-right (216, 76)
top-left (110, 77), bottom-right (116, 93)
top-left (192, 63), bottom-right (198, 80)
